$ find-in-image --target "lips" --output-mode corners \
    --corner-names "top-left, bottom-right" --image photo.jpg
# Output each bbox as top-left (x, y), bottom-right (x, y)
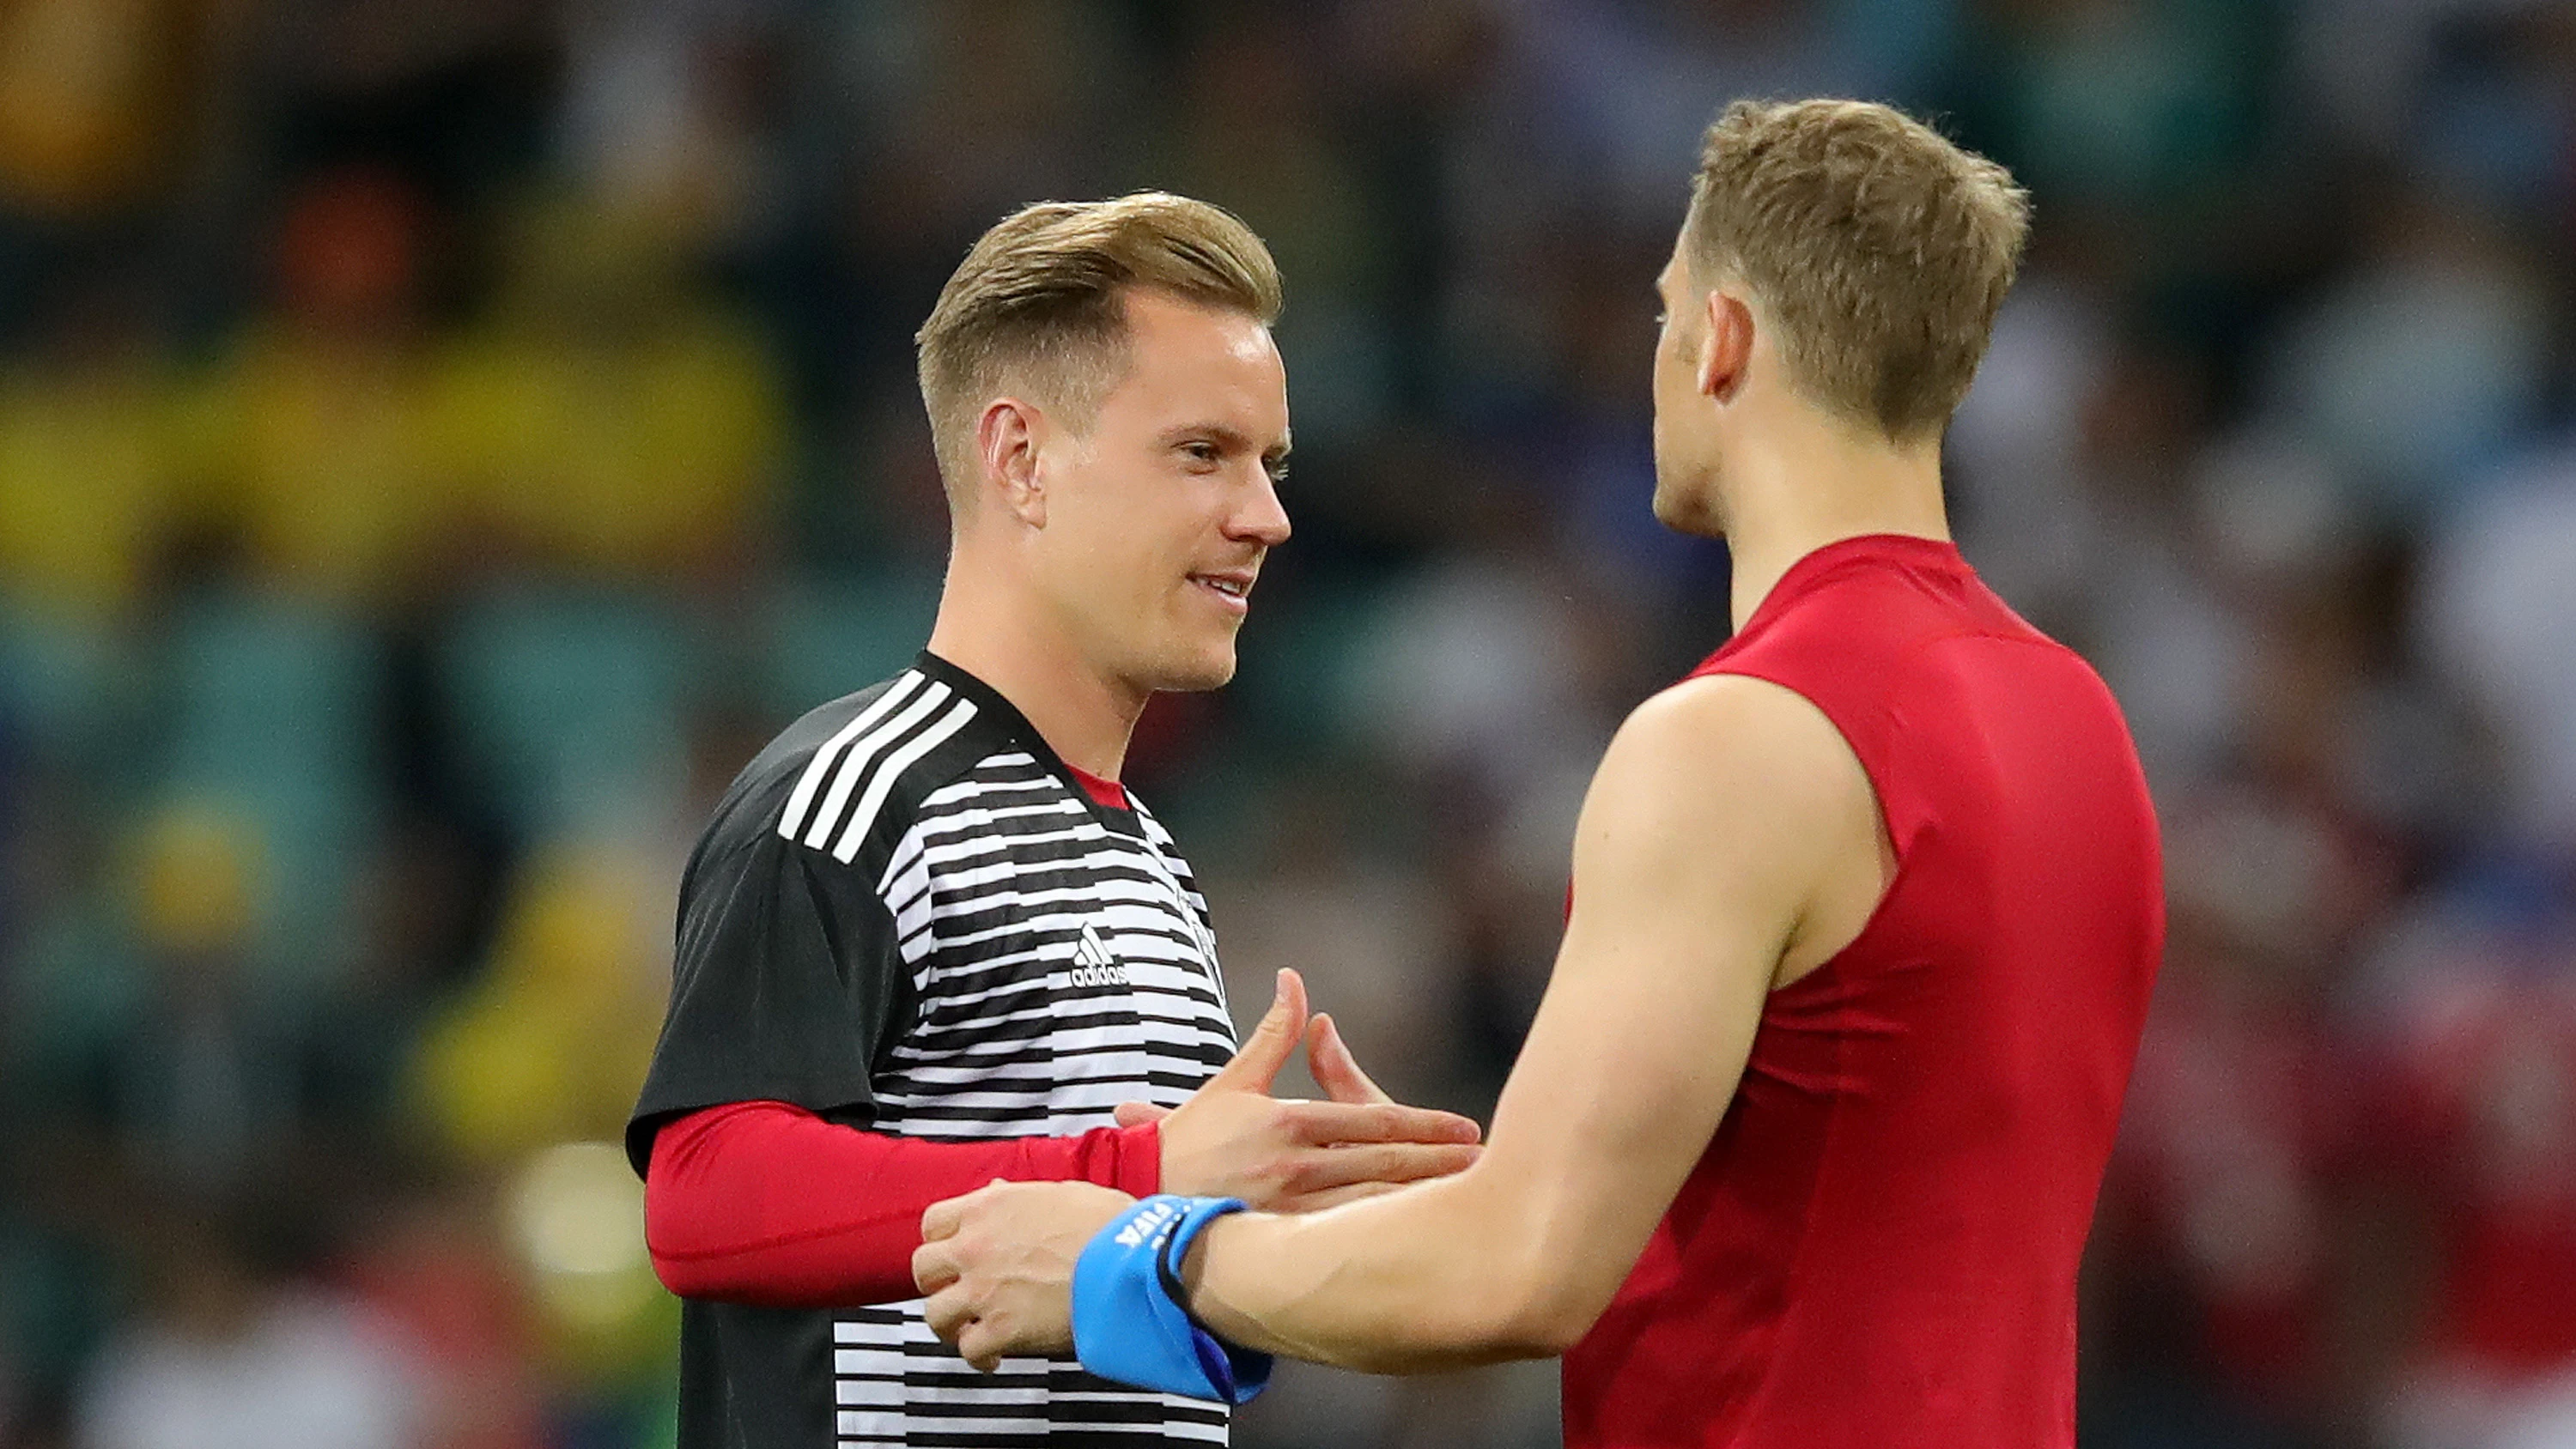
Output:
top-left (1188, 571), bottom-right (1255, 611)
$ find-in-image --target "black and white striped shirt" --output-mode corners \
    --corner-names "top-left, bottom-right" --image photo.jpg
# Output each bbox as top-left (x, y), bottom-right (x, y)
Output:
top-left (630, 652), bottom-right (1239, 1448)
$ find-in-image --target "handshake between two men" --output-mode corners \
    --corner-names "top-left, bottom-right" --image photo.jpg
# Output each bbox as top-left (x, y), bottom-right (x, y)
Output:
top-left (912, 967), bottom-right (1479, 1373)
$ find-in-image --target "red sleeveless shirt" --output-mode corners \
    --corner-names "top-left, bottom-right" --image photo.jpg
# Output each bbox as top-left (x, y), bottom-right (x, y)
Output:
top-left (1561, 534), bottom-right (2164, 1448)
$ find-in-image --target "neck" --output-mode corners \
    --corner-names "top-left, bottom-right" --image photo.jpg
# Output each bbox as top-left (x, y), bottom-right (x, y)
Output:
top-left (1716, 414), bottom-right (1951, 630)
top-left (925, 543), bottom-right (1143, 779)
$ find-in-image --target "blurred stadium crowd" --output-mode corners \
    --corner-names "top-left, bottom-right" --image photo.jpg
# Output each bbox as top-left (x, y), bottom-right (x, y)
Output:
top-left (0, 1), bottom-right (2572, 1446)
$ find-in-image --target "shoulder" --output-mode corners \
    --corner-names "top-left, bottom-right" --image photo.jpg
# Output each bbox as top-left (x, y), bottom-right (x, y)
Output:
top-left (1585, 675), bottom-right (1872, 870)
top-left (1611, 673), bottom-right (1858, 789)
top-left (1567, 676), bottom-right (1882, 967)
top-left (695, 668), bottom-right (1006, 882)
top-left (1722, 547), bottom-right (2058, 672)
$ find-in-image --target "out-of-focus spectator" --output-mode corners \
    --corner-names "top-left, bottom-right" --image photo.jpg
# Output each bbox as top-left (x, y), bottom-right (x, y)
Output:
top-left (2419, 445), bottom-right (2576, 850)
top-left (193, 166), bottom-right (454, 609)
top-left (2096, 780), bottom-right (2395, 1443)
top-left (1949, 270), bottom-right (2117, 636)
top-left (101, 803), bottom-right (305, 1202)
top-left (0, 274), bottom-right (183, 621)
top-left (1957, 0), bottom-right (2275, 213)
top-left (406, 846), bottom-right (665, 1169)
top-left (73, 1210), bottom-right (423, 1449)
top-left (2359, 900), bottom-right (2576, 1449)
top-left (338, 1185), bottom-right (546, 1449)
top-left (402, 846), bottom-right (676, 1397)
top-left (0, 0), bottom-right (210, 220)
top-left (435, 197), bottom-right (784, 586)
top-left (2264, 192), bottom-right (2553, 519)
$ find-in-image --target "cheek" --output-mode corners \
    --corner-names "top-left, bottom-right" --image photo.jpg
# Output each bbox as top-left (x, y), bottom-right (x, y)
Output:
top-left (1071, 509), bottom-right (1186, 617)
top-left (1656, 344), bottom-right (1692, 402)
top-left (1049, 488), bottom-right (1151, 576)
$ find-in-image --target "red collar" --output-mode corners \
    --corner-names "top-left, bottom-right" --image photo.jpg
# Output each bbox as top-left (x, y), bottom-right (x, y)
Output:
top-left (1066, 761), bottom-right (1128, 810)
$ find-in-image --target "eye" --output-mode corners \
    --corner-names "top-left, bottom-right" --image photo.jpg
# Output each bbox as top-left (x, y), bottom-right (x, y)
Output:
top-left (1180, 440), bottom-right (1221, 467)
top-left (1265, 460), bottom-right (1290, 485)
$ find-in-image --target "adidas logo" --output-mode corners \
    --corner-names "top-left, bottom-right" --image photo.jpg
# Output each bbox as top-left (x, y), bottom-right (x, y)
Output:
top-left (1068, 925), bottom-right (1128, 988)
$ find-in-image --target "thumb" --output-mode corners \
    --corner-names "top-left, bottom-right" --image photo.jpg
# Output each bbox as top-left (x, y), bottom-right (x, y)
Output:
top-left (1305, 1013), bottom-right (1392, 1105)
top-left (1113, 1100), bottom-right (1172, 1128)
top-left (1206, 967), bottom-right (1307, 1093)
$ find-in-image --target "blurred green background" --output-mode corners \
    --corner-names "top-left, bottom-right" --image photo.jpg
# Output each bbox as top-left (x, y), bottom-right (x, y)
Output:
top-left (1, 2), bottom-right (2573, 1446)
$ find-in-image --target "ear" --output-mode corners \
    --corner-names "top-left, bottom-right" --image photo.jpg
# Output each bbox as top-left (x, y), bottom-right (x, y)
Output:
top-left (975, 398), bottom-right (1048, 527)
top-left (1698, 289), bottom-right (1754, 405)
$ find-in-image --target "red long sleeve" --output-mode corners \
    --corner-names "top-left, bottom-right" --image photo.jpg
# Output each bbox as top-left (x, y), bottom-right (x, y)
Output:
top-left (643, 1100), bottom-right (1161, 1307)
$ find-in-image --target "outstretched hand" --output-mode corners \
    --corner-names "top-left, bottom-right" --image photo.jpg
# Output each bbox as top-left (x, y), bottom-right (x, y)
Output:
top-left (916, 970), bottom-right (1481, 1371)
top-left (1128, 969), bottom-right (1481, 1212)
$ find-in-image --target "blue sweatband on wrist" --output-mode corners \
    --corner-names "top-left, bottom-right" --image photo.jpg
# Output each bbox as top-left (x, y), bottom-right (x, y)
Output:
top-left (1071, 1194), bottom-right (1273, 1404)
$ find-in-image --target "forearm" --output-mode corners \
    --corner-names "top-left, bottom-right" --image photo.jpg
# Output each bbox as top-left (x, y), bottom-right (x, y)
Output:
top-left (647, 1100), bottom-right (1158, 1307)
top-left (1176, 1165), bottom-right (1587, 1374)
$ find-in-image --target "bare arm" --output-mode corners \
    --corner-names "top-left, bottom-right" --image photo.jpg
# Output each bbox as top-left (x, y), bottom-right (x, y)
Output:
top-left (916, 675), bottom-right (1887, 1372)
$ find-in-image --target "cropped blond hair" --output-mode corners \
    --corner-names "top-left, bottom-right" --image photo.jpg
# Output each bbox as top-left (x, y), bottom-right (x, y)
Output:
top-left (915, 192), bottom-right (1283, 500)
top-left (1684, 99), bottom-right (2030, 441)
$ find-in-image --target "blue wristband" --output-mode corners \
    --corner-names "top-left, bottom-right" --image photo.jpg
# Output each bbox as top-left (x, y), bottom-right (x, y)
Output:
top-left (1071, 1195), bottom-right (1273, 1404)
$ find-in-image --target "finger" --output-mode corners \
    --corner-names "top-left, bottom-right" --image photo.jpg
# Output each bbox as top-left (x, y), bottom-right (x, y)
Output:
top-left (1205, 967), bottom-right (1307, 1093)
top-left (1277, 1179), bottom-right (1409, 1213)
top-left (961, 1308), bottom-right (1022, 1373)
top-left (923, 1283), bottom-right (974, 1344)
top-left (1282, 1141), bottom-right (1482, 1194)
top-left (1285, 1100), bottom-right (1483, 1146)
top-left (1304, 1014), bottom-right (1392, 1105)
top-left (921, 1195), bottom-right (969, 1243)
top-left (1113, 1100), bottom-right (1172, 1128)
top-left (912, 1240), bottom-right (960, 1297)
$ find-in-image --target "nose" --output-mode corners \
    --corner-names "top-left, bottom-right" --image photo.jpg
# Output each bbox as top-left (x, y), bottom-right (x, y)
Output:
top-left (1228, 468), bottom-right (1291, 549)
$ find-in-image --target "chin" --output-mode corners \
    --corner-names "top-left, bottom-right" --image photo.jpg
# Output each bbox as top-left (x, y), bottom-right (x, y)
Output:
top-left (1170, 650), bottom-right (1238, 693)
top-left (1139, 639), bottom-right (1238, 694)
top-left (1651, 484), bottom-right (1726, 541)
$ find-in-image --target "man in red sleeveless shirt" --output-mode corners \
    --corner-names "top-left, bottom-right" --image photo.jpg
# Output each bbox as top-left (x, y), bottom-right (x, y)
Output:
top-left (909, 98), bottom-right (2166, 1448)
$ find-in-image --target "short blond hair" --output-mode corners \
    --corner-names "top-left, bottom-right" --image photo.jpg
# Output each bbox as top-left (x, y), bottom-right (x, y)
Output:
top-left (914, 192), bottom-right (1284, 498)
top-left (1684, 99), bottom-right (2030, 441)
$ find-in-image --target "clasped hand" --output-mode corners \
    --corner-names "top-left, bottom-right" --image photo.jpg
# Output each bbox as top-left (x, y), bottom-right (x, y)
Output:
top-left (911, 968), bottom-right (1477, 1368)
